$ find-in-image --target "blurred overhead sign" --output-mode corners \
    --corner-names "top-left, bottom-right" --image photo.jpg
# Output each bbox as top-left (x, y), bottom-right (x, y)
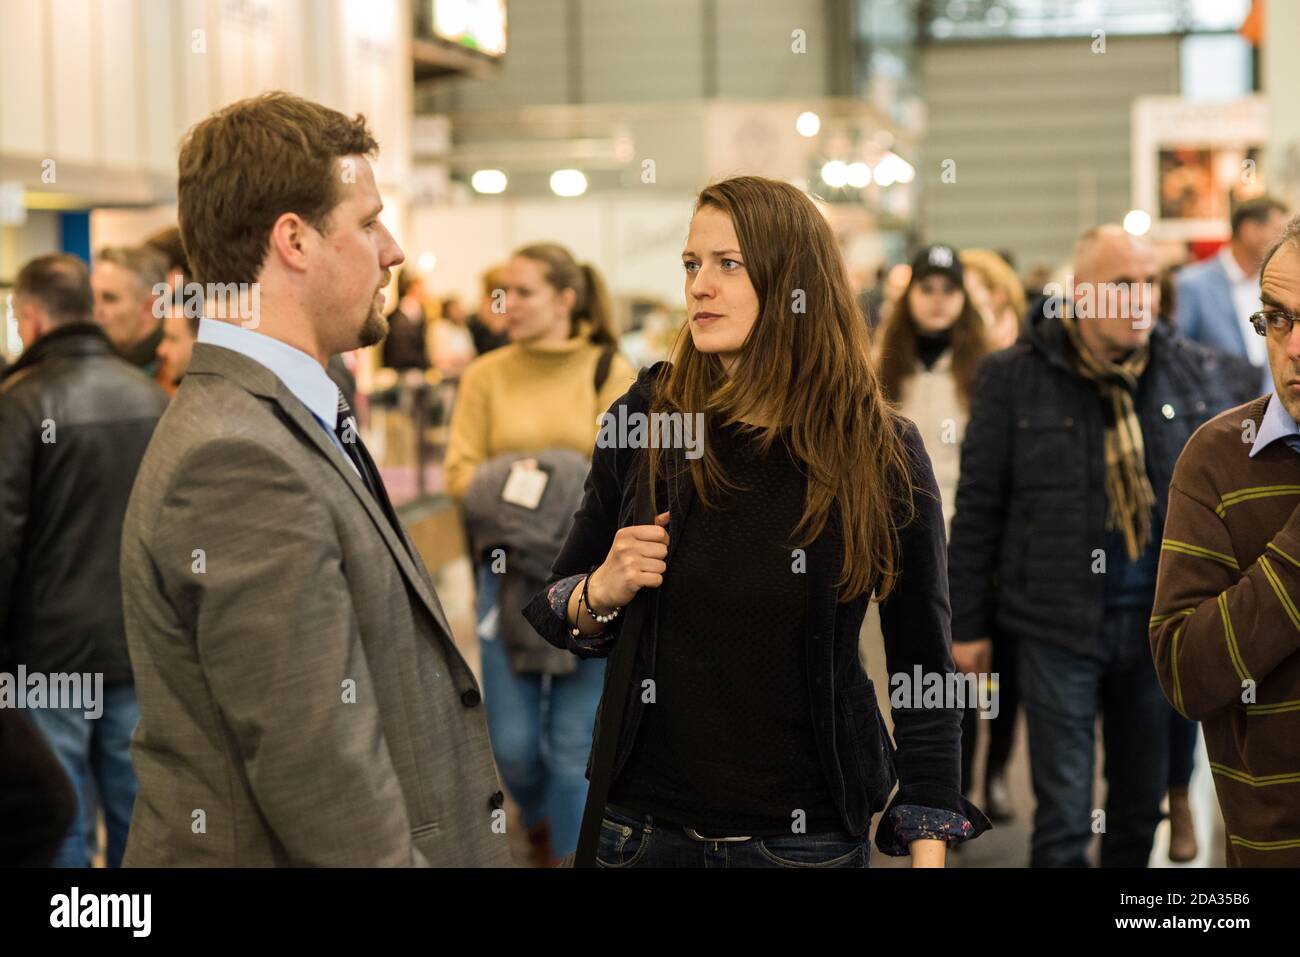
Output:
top-left (432, 0), bottom-right (507, 57)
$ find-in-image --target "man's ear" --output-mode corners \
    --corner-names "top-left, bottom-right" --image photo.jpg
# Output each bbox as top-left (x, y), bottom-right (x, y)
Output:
top-left (24, 306), bottom-right (49, 341)
top-left (268, 213), bottom-right (313, 274)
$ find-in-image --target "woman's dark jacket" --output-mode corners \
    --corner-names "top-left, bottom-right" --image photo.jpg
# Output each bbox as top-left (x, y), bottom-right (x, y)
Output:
top-left (523, 362), bottom-right (990, 850)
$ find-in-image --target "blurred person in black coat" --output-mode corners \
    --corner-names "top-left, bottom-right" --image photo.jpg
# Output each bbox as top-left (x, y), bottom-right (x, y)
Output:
top-left (0, 254), bottom-right (167, 867)
top-left (0, 708), bottom-right (76, 866)
top-left (381, 268), bottom-right (431, 370)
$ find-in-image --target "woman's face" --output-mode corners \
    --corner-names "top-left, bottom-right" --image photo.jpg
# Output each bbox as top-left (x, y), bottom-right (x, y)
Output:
top-left (503, 255), bottom-right (573, 342)
top-left (682, 205), bottom-right (760, 373)
top-left (907, 275), bottom-right (965, 334)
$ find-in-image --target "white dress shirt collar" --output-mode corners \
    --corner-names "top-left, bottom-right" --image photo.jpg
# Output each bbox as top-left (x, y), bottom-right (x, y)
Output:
top-left (1250, 392), bottom-right (1300, 458)
top-left (197, 318), bottom-right (340, 431)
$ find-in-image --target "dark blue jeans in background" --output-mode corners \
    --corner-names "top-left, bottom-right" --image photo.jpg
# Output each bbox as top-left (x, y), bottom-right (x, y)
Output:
top-left (596, 804), bottom-right (870, 868)
top-left (1168, 710), bottom-right (1199, 790)
top-left (1018, 607), bottom-right (1170, 867)
top-left (24, 683), bottom-right (139, 867)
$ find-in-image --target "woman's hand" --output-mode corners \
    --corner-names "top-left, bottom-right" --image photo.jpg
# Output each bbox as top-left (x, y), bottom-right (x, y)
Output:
top-left (909, 838), bottom-right (946, 868)
top-left (586, 511), bottom-right (671, 612)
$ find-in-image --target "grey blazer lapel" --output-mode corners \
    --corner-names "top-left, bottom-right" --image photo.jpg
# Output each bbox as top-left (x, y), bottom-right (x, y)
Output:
top-left (188, 344), bottom-right (455, 640)
top-left (275, 388), bottom-right (456, 639)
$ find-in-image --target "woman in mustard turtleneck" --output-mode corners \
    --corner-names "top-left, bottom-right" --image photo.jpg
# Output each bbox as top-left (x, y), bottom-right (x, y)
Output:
top-left (446, 242), bottom-right (634, 865)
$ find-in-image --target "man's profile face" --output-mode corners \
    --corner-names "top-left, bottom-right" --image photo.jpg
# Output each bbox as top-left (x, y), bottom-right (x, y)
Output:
top-left (157, 311), bottom-right (196, 385)
top-left (310, 156), bottom-right (404, 354)
top-left (92, 262), bottom-right (151, 351)
top-left (1259, 242), bottom-right (1300, 422)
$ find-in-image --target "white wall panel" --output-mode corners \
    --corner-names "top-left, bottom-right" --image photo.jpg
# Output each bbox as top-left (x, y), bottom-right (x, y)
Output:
top-left (50, 0), bottom-right (97, 164)
top-left (139, 0), bottom-right (181, 173)
top-left (0, 0), bottom-right (48, 156)
top-left (178, 0), bottom-right (213, 132)
top-left (98, 0), bottom-right (141, 168)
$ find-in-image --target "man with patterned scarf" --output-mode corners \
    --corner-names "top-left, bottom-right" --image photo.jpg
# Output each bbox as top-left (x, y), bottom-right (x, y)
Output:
top-left (949, 225), bottom-right (1250, 867)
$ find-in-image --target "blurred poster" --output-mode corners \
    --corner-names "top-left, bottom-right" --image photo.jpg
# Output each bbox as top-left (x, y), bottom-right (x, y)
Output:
top-left (1132, 96), bottom-right (1268, 241)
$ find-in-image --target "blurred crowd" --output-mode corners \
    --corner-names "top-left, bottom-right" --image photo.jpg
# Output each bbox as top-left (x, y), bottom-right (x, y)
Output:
top-left (2, 92), bottom-right (1298, 870)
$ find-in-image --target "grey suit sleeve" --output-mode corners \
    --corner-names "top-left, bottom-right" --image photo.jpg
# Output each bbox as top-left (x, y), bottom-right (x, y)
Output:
top-left (155, 438), bottom-right (425, 867)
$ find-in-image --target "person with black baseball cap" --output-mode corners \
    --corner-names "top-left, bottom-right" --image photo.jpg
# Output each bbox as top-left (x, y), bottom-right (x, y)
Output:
top-left (873, 244), bottom-right (1011, 821)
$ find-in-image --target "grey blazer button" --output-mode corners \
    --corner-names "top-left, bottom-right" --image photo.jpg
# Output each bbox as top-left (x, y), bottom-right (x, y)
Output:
top-left (489, 790), bottom-right (504, 810)
top-left (462, 688), bottom-right (482, 708)
top-left (1162, 404), bottom-right (1175, 419)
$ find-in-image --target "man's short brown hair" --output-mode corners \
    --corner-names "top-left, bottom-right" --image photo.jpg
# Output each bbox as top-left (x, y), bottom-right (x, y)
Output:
top-left (97, 244), bottom-right (169, 297)
top-left (14, 254), bottom-right (93, 325)
top-left (177, 91), bottom-right (379, 286)
top-left (145, 225), bottom-right (191, 279)
top-left (1231, 194), bottom-right (1289, 238)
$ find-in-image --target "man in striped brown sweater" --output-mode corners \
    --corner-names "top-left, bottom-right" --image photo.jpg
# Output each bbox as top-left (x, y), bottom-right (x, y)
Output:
top-left (1151, 217), bottom-right (1300, 866)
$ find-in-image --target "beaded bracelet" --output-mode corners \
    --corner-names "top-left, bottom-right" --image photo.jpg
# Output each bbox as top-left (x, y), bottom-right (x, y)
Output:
top-left (569, 573), bottom-right (621, 638)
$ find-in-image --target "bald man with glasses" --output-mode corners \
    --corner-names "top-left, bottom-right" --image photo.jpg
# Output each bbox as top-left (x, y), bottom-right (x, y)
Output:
top-left (1151, 215), bottom-right (1300, 867)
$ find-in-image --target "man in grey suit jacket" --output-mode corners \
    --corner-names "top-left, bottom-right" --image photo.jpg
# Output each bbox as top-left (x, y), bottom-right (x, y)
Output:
top-left (1175, 195), bottom-right (1288, 397)
top-left (120, 92), bottom-right (512, 867)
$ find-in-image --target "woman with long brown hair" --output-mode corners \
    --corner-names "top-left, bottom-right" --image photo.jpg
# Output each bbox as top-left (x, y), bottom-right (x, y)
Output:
top-left (524, 176), bottom-right (989, 867)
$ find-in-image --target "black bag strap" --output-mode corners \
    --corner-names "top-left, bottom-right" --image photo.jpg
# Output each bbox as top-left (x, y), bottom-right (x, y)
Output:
top-left (593, 346), bottom-right (615, 395)
top-left (572, 451), bottom-right (652, 868)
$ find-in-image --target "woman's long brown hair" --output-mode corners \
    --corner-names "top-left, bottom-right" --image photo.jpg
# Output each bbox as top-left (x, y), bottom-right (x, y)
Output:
top-left (876, 278), bottom-right (990, 409)
top-left (648, 176), bottom-right (917, 603)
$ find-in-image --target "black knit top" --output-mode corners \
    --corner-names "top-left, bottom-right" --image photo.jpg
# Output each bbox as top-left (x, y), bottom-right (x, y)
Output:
top-left (608, 419), bottom-right (841, 835)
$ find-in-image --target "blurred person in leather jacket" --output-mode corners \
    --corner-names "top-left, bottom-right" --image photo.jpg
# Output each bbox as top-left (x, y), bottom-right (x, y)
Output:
top-left (0, 254), bottom-right (166, 867)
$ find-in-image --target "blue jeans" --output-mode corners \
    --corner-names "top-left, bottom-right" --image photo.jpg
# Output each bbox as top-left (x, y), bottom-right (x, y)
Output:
top-left (25, 684), bottom-right (139, 868)
top-left (1018, 607), bottom-right (1170, 867)
top-left (476, 565), bottom-right (605, 858)
top-left (596, 804), bottom-right (870, 868)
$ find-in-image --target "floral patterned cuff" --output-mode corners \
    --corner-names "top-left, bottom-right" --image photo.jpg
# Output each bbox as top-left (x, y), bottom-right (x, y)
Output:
top-left (546, 573), bottom-right (587, 620)
top-left (545, 573), bottom-right (614, 655)
top-left (888, 804), bottom-right (973, 848)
